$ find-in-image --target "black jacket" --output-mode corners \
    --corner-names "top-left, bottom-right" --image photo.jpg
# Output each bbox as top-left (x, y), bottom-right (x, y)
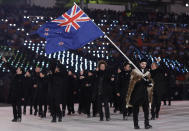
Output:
top-left (61, 69), bottom-right (68, 105)
top-left (83, 75), bottom-right (94, 98)
top-left (150, 67), bottom-right (166, 100)
top-left (117, 70), bottom-right (131, 97)
top-left (9, 74), bottom-right (24, 101)
top-left (51, 72), bottom-right (63, 104)
top-left (38, 76), bottom-right (48, 105)
top-left (4, 63), bottom-right (24, 102)
top-left (23, 76), bottom-right (33, 101)
top-left (32, 72), bottom-right (40, 102)
top-left (93, 70), bottom-right (112, 100)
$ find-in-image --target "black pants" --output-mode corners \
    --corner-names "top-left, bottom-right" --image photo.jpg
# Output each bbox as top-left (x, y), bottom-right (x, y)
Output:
top-left (39, 104), bottom-right (47, 116)
top-left (12, 98), bottom-right (22, 119)
top-left (31, 96), bottom-right (38, 113)
top-left (163, 87), bottom-right (172, 105)
top-left (67, 103), bottom-right (74, 113)
top-left (92, 100), bottom-right (98, 116)
top-left (98, 95), bottom-right (110, 119)
top-left (85, 96), bottom-right (92, 115)
top-left (51, 99), bottom-right (61, 119)
top-left (67, 94), bottom-right (75, 113)
top-left (163, 100), bottom-right (171, 105)
top-left (151, 94), bottom-right (161, 118)
top-left (23, 97), bottom-right (33, 113)
top-left (78, 91), bottom-right (84, 113)
top-left (114, 94), bottom-right (121, 111)
top-left (120, 95), bottom-right (127, 116)
top-left (62, 103), bottom-right (66, 113)
top-left (133, 102), bottom-right (149, 126)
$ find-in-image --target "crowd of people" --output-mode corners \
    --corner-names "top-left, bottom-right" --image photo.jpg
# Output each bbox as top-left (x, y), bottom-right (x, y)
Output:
top-left (0, 4), bottom-right (187, 130)
top-left (2, 55), bottom-right (173, 129)
top-left (0, 5), bottom-right (188, 67)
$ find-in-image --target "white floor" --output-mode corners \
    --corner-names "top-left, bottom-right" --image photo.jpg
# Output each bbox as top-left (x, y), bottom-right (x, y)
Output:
top-left (0, 101), bottom-right (189, 131)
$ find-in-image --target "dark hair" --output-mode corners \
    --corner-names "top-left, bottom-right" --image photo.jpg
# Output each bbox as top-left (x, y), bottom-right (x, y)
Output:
top-left (97, 60), bottom-right (107, 69)
top-left (123, 62), bottom-right (131, 67)
top-left (151, 62), bottom-right (159, 67)
top-left (35, 65), bottom-right (41, 68)
top-left (140, 58), bottom-right (148, 63)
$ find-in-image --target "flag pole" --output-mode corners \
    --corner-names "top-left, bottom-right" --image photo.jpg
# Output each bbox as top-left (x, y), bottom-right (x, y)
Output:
top-left (105, 35), bottom-right (143, 75)
top-left (73, 2), bottom-right (143, 75)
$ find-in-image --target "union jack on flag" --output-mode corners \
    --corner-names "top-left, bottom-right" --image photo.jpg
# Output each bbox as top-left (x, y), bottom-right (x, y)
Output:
top-left (37, 3), bottom-right (104, 54)
top-left (52, 4), bottom-right (90, 32)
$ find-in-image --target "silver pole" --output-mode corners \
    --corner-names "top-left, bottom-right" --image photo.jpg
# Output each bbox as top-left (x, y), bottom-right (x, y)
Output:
top-left (105, 35), bottom-right (143, 75)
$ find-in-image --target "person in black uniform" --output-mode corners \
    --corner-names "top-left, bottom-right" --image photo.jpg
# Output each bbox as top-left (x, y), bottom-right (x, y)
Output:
top-left (32, 66), bottom-right (41, 116)
top-left (78, 70), bottom-right (86, 114)
top-left (67, 71), bottom-right (76, 115)
top-left (109, 68), bottom-right (119, 113)
top-left (163, 71), bottom-right (175, 106)
top-left (91, 73), bottom-right (98, 117)
top-left (38, 70), bottom-right (48, 118)
top-left (83, 71), bottom-right (94, 117)
top-left (23, 70), bottom-right (33, 115)
top-left (46, 69), bottom-right (53, 117)
top-left (72, 74), bottom-right (78, 114)
top-left (117, 63), bottom-right (131, 120)
top-left (51, 65), bottom-right (63, 122)
top-left (163, 72), bottom-right (171, 106)
top-left (61, 67), bottom-right (68, 117)
top-left (126, 59), bottom-right (153, 129)
top-left (2, 57), bottom-right (24, 122)
top-left (150, 62), bottom-right (166, 120)
top-left (94, 60), bottom-right (112, 121)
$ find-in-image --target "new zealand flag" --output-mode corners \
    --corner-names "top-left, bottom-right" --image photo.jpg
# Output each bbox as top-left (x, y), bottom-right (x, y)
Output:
top-left (37, 4), bottom-right (104, 54)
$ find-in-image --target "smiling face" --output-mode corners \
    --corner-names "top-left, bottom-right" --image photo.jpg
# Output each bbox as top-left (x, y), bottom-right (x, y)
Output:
top-left (140, 62), bottom-right (147, 69)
